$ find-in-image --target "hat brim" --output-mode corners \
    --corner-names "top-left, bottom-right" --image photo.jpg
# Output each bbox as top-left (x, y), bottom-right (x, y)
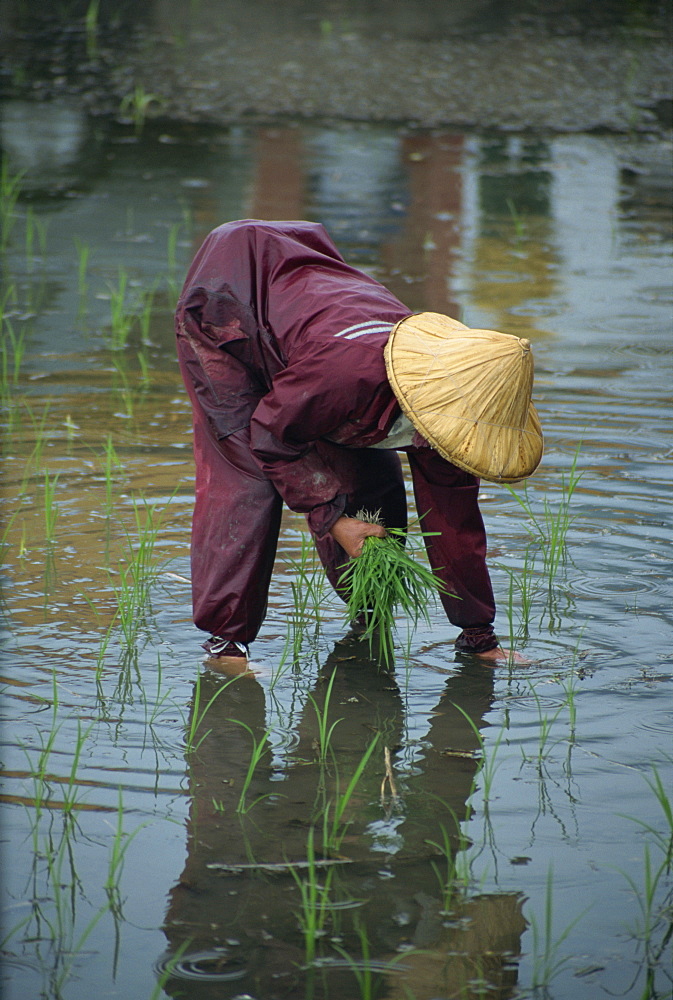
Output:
top-left (384, 314), bottom-right (543, 483)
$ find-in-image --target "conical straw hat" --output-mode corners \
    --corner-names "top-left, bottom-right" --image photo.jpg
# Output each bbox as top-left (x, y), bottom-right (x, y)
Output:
top-left (384, 312), bottom-right (543, 483)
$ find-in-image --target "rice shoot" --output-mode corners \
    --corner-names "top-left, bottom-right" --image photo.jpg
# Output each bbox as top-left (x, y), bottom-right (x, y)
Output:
top-left (340, 510), bottom-right (453, 665)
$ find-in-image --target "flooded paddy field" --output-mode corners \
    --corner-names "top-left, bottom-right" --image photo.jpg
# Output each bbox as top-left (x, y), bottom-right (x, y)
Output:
top-left (1, 105), bottom-right (672, 999)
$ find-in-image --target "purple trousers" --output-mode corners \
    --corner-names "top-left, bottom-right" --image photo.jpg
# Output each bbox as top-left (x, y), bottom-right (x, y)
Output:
top-left (186, 387), bottom-right (496, 645)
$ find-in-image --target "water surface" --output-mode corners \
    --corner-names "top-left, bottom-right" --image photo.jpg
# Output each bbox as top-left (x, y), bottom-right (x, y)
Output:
top-left (1, 108), bottom-right (672, 1000)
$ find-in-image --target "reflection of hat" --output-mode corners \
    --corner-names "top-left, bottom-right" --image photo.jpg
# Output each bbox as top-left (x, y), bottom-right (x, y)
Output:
top-left (384, 312), bottom-right (543, 483)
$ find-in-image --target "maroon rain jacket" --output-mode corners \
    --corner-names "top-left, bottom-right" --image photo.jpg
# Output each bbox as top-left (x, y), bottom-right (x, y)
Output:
top-left (176, 220), bottom-right (496, 646)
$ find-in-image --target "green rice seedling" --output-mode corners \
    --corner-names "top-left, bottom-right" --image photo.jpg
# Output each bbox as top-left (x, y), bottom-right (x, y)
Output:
top-left (150, 941), bottom-right (193, 1000)
top-left (540, 452), bottom-right (582, 585)
top-left (321, 734), bottom-right (380, 855)
top-left (74, 238), bottom-right (89, 304)
top-left (108, 269), bottom-right (133, 350)
top-left (38, 825), bottom-right (87, 962)
top-left (18, 402), bottom-right (52, 492)
top-left (107, 270), bottom-right (155, 351)
top-left (63, 413), bottom-right (77, 449)
top-left (618, 842), bottom-right (672, 995)
top-left (505, 444), bottom-right (582, 588)
top-left (229, 719), bottom-right (274, 813)
top-left (43, 471), bottom-right (59, 546)
top-left (1, 318), bottom-right (27, 387)
top-left (84, 0), bottom-right (100, 58)
top-left (619, 762), bottom-right (673, 871)
top-left (561, 663), bottom-right (582, 744)
top-left (110, 355), bottom-right (136, 420)
top-left (18, 671), bottom-right (63, 849)
top-left (290, 826), bottom-right (338, 965)
top-left (22, 730), bottom-right (60, 854)
top-left (58, 719), bottom-right (95, 821)
top-left (0, 285), bottom-right (18, 395)
top-left (24, 206), bottom-right (47, 266)
top-left (120, 492), bottom-right (172, 591)
top-left (450, 702), bottom-right (504, 805)
top-left (425, 820), bottom-right (463, 913)
top-left (522, 682), bottom-right (564, 770)
top-left (136, 345), bottom-right (151, 386)
top-left (506, 196), bottom-right (526, 243)
top-left (112, 561), bottom-right (145, 652)
top-left (497, 542), bottom-right (540, 643)
top-left (184, 672), bottom-right (237, 753)
top-left (94, 617), bottom-right (116, 704)
top-left (0, 280), bottom-right (17, 316)
top-left (105, 789), bottom-right (145, 913)
top-left (0, 508), bottom-right (20, 564)
top-left (502, 571), bottom-right (517, 657)
top-left (111, 644), bottom-right (142, 709)
top-left (268, 630), bottom-right (295, 691)
top-left (139, 653), bottom-right (176, 731)
top-left (287, 533), bottom-right (328, 659)
top-left (308, 668), bottom-right (342, 763)
top-left (528, 865), bottom-right (590, 992)
top-left (330, 919), bottom-right (408, 1000)
top-left (17, 524), bottom-right (28, 559)
top-left (49, 891), bottom-right (112, 999)
top-left (167, 222), bottom-right (180, 273)
top-left (109, 493), bottom-right (173, 653)
top-left (137, 286), bottom-right (155, 346)
top-left (646, 765), bottom-right (673, 869)
top-left (119, 86), bottom-right (165, 136)
top-left (0, 158), bottom-right (23, 252)
top-left (130, 492), bottom-right (172, 578)
top-left (339, 512), bottom-right (450, 665)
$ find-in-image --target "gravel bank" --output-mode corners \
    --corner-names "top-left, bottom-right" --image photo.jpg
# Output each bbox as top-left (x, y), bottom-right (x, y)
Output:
top-left (1, 0), bottom-right (671, 134)
top-left (111, 25), bottom-right (672, 134)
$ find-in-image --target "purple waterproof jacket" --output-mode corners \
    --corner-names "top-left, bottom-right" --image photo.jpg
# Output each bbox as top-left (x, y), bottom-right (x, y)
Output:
top-left (176, 219), bottom-right (414, 534)
top-left (176, 220), bottom-right (497, 639)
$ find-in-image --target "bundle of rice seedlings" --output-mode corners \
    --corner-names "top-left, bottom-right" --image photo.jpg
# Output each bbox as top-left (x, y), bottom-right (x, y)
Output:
top-left (340, 510), bottom-right (452, 665)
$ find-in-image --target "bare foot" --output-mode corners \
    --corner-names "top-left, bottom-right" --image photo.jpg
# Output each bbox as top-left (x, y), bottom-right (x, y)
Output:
top-left (204, 654), bottom-right (252, 676)
top-left (476, 646), bottom-right (528, 666)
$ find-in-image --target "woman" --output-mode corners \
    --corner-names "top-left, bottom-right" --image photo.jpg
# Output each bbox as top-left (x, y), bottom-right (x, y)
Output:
top-left (175, 220), bottom-right (542, 666)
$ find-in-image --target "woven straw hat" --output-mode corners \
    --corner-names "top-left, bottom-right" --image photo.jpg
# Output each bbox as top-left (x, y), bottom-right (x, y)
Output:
top-left (384, 312), bottom-right (543, 483)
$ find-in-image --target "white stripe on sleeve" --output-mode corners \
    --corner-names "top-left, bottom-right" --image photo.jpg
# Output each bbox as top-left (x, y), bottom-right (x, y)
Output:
top-left (344, 325), bottom-right (393, 340)
top-left (334, 319), bottom-right (391, 338)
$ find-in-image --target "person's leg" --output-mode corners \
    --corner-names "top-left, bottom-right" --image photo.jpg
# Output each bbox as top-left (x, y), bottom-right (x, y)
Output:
top-left (190, 416), bottom-right (283, 649)
top-left (310, 445), bottom-right (408, 599)
top-left (406, 448), bottom-right (496, 631)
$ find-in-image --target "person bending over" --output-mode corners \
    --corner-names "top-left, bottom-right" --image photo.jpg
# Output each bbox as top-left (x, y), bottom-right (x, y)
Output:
top-left (175, 220), bottom-right (543, 667)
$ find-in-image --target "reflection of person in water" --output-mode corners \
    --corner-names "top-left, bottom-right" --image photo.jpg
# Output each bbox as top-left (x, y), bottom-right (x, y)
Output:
top-left (175, 220), bottom-right (543, 669)
top-left (160, 644), bottom-right (526, 999)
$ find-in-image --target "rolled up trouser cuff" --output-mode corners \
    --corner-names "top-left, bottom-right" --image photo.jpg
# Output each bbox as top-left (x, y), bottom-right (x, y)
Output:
top-left (454, 625), bottom-right (499, 654)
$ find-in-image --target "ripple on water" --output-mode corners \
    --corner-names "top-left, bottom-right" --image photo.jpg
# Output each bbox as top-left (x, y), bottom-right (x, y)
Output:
top-left (155, 949), bottom-right (248, 983)
top-left (632, 704), bottom-right (673, 739)
top-left (571, 574), bottom-right (660, 599)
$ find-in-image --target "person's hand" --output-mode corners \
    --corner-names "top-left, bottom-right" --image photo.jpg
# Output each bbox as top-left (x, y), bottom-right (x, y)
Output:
top-left (329, 516), bottom-right (386, 559)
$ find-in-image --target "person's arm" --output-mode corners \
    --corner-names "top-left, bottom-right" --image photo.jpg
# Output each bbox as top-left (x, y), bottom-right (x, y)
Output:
top-left (249, 340), bottom-right (395, 537)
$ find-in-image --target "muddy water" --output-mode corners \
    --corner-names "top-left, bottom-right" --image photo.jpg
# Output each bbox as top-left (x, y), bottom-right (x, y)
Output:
top-left (1, 109), bottom-right (672, 1000)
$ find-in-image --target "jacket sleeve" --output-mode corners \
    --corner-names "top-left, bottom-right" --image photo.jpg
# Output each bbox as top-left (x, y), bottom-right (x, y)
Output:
top-left (177, 221), bottom-right (409, 537)
top-left (249, 340), bottom-right (396, 536)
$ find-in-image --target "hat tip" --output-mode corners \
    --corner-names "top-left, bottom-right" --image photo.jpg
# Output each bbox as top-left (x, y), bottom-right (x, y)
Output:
top-left (519, 338), bottom-right (531, 351)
